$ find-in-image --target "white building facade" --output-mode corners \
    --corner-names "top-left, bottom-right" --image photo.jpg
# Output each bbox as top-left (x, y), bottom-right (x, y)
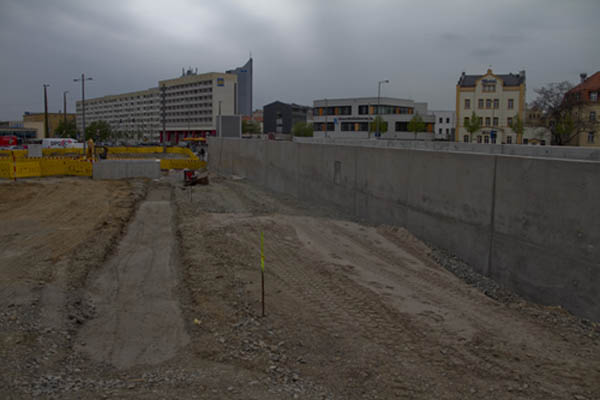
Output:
top-left (312, 97), bottom-right (435, 139)
top-left (77, 70), bottom-right (237, 143)
top-left (432, 110), bottom-right (455, 141)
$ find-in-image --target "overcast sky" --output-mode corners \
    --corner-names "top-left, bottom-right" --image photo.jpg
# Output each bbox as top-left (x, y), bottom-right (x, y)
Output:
top-left (1, 0), bottom-right (599, 120)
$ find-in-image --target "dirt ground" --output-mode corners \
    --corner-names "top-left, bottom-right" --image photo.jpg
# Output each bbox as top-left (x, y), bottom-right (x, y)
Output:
top-left (1, 175), bottom-right (599, 399)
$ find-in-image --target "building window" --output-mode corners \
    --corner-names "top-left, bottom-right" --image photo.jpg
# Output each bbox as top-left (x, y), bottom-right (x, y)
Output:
top-left (446, 128), bottom-right (449, 135)
top-left (588, 132), bottom-right (595, 143)
top-left (478, 99), bottom-right (484, 109)
top-left (464, 99), bottom-right (470, 109)
top-left (507, 117), bottom-right (513, 126)
top-left (541, 140), bottom-right (546, 145)
top-left (523, 138), bottom-right (529, 144)
top-left (463, 135), bottom-right (469, 142)
top-left (438, 128), bottom-right (442, 134)
top-left (446, 118), bottom-right (450, 123)
top-left (590, 111), bottom-right (596, 121)
top-left (591, 92), bottom-right (598, 102)
top-left (477, 135), bottom-right (482, 143)
top-left (507, 136), bottom-right (512, 144)
top-left (508, 99), bottom-right (514, 109)
top-left (484, 136), bottom-right (489, 143)
top-left (493, 99), bottom-right (499, 109)
top-left (464, 117), bottom-right (470, 125)
top-left (395, 121), bottom-right (408, 131)
top-left (358, 105), bottom-right (369, 115)
top-left (493, 117), bottom-right (498, 127)
top-left (486, 99), bottom-right (492, 109)
top-left (483, 83), bottom-right (496, 92)
top-left (439, 117), bottom-right (443, 123)
top-left (485, 117), bottom-right (491, 126)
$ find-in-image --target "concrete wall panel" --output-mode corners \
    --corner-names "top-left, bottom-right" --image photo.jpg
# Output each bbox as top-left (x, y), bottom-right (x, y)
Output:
top-left (209, 138), bottom-right (600, 320)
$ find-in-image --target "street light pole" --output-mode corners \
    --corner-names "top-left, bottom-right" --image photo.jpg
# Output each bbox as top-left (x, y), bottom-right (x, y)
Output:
top-left (74, 73), bottom-right (93, 154)
top-left (63, 91), bottom-right (68, 126)
top-left (43, 84), bottom-right (50, 138)
top-left (376, 79), bottom-right (389, 139)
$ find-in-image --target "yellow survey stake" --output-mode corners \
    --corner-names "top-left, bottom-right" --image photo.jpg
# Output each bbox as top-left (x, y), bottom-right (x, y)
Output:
top-left (260, 231), bottom-right (264, 271)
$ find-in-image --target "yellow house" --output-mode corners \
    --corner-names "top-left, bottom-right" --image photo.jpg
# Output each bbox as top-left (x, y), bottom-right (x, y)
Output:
top-left (23, 112), bottom-right (76, 139)
top-left (456, 69), bottom-right (526, 144)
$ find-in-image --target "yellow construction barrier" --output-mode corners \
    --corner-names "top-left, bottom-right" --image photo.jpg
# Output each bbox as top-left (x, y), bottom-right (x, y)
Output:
top-left (0, 161), bottom-right (12, 179)
top-left (42, 148), bottom-right (84, 157)
top-left (107, 146), bottom-right (163, 154)
top-left (160, 159), bottom-right (206, 170)
top-left (0, 150), bottom-right (28, 159)
top-left (0, 158), bottom-right (93, 179)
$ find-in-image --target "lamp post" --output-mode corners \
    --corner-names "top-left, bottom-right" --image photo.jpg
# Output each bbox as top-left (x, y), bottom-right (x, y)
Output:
top-left (74, 73), bottom-right (93, 153)
top-left (376, 80), bottom-right (389, 138)
top-left (43, 84), bottom-right (50, 138)
top-left (63, 91), bottom-right (68, 126)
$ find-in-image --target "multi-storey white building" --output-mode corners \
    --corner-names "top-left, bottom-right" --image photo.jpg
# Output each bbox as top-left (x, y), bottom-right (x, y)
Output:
top-left (456, 69), bottom-right (526, 144)
top-left (432, 110), bottom-right (455, 141)
top-left (312, 97), bottom-right (434, 139)
top-left (77, 69), bottom-right (237, 143)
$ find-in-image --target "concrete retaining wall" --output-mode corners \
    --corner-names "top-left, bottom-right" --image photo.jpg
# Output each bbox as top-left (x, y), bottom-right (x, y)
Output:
top-left (294, 137), bottom-right (600, 161)
top-left (209, 137), bottom-right (600, 321)
top-left (93, 160), bottom-right (161, 180)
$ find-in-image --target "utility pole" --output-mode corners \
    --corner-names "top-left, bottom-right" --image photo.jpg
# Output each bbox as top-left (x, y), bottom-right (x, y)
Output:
top-left (43, 84), bottom-right (50, 138)
top-left (74, 73), bottom-right (93, 154)
top-left (63, 91), bottom-right (68, 126)
top-left (376, 80), bottom-right (389, 139)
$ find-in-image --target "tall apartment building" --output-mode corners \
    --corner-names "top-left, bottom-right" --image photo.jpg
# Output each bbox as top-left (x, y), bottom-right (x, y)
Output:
top-left (312, 97), bottom-right (434, 138)
top-left (226, 57), bottom-right (253, 116)
top-left (456, 69), bottom-right (526, 144)
top-left (77, 68), bottom-right (238, 143)
top-left (432, 110), bottom-right (455, 141)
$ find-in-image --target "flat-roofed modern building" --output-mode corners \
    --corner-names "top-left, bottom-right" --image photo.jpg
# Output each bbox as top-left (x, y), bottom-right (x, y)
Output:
top-left (456, 69), bottom-right (526, 144)
top-left (77, 68), bottom-right (238, 143)
top-left (312, 97), bottom-right (434, 138)
top-left (263, 101), bottom-right (311, 134)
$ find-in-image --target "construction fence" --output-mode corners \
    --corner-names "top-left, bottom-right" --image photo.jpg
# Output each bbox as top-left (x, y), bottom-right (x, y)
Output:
top-left (0, 146), bottom-right (205, 179)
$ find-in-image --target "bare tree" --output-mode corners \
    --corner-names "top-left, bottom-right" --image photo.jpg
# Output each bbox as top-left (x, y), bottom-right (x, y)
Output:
top-left (532, 81), bottom-right (594, 145)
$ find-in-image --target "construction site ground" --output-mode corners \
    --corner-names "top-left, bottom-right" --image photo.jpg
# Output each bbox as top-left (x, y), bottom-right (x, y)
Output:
top-left (0, 175), bottom-right (598, 399)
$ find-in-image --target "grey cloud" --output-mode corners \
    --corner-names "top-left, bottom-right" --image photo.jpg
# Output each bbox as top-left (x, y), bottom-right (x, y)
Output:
top-left (1, 0), bottom-right (600, 120)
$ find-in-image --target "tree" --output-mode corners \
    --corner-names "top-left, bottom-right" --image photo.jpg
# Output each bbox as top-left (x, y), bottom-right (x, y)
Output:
top-left (463, 111), bottom-right (481, 142)
top-left (242, 120), bottom-right (261, 134)
top-left (369, 116), bottom-right (388, 137)
top-left (510, 114), bottom-right (524, 144)
top-left (292, 121), bottom-right (313, 137)
top-left (407, 113), bottom-right (426, 139)
top-left (531, 81), bottom-right (593, 145)
top-left (54, 118), bottom-right (77, 139)
top-left (85, 120), bottom-right (112, 142)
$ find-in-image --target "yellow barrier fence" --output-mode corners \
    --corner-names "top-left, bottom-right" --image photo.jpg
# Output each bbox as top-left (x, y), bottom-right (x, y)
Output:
top-left (160, 159), bottom-right (206, 170)
top-left (0, 158), bottom-right (92, 179)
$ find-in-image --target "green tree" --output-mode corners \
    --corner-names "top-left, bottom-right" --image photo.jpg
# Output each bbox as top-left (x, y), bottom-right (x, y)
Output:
top-left (509, 114), bottom-right (524, 144)
top-left (292, 121), bottom-right (313, 137)
top-left (407, 113), bottom-right (426, 139)
top-left (242, 120), bottom-right (261, 134)
top-left (463, 111), bottom-right (481, 142)
top-left (369, 116), bottom-right (388, 137)
top-left (54, 118), bottom-right (78, 139)
top-left (85, 120), bottom-right (112, 142)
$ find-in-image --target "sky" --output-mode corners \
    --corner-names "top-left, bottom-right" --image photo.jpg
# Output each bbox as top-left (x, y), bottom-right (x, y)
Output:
top-left (1, 0), bottom-right (599, 120)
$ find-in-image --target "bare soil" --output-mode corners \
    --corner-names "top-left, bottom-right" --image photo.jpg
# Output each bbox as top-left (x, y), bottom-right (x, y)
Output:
top-left (0, 175), bottom-right (598, 399)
